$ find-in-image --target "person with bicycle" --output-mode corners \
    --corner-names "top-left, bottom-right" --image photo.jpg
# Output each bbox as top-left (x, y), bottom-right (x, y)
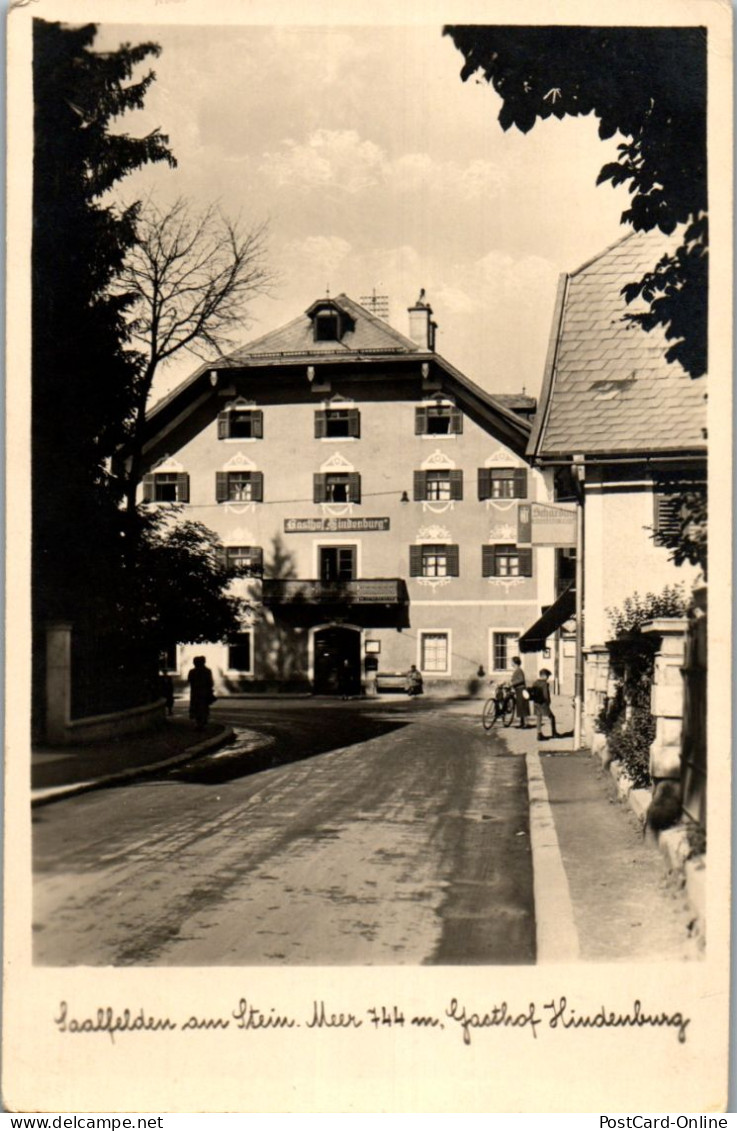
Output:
top-left (509, 656), bottom-right (531, 729)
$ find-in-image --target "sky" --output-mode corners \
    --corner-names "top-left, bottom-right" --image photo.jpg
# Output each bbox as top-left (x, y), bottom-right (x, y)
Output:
top-left (95, 21), bottom-right (631, 405)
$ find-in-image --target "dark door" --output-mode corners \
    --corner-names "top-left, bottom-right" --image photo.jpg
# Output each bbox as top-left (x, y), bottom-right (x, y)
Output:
top-left (319, 545), bottom-right (356, 582)
top-left (313, 626), bottom-right (361, 696)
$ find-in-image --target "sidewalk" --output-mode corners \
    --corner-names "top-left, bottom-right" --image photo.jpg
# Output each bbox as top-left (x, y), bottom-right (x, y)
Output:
top-left (32, 716), bottom-right (236, 806)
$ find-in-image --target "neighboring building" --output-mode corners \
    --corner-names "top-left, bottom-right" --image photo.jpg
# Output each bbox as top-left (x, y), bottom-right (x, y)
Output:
top-left (141, 292), bottom-right (555, 695)
top-left (525, 230), bottom-right (707, 713)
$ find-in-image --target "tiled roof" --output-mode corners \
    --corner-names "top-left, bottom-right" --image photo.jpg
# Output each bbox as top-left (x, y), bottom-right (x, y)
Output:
top-left (225, 293), bottom-right (422, 362)
top-left (530, 230), bottom-right (707, 457)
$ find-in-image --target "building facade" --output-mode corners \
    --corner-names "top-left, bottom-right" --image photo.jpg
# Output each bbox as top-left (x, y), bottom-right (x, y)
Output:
top-left (526, 230), bottom-right (707, 730)
top-left (142, 293), bottom-right (555, 695)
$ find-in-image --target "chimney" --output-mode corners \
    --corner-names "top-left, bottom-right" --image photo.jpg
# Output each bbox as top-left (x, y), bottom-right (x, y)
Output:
top-left (408, 290), bottom-right (436, 351)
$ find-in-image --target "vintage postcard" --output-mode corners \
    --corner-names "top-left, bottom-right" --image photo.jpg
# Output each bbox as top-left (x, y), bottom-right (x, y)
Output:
top-left (3, 0), bottom-right (732, 1114)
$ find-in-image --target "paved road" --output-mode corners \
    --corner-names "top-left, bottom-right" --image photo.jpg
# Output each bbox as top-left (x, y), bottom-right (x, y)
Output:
top-left (33, 699), bottom-right (535, 965)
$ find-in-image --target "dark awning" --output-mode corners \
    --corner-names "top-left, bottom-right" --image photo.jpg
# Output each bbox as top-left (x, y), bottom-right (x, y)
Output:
top-left (518, 584), bottom-right (576, 653)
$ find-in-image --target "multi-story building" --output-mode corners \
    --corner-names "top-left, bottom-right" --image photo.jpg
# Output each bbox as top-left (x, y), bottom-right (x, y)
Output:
top-left (141, 292), bottom-right (555, 695)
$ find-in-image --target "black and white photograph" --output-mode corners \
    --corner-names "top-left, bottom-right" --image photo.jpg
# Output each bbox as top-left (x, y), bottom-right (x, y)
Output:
top-left (4, 0), bottom-right (732, 1114)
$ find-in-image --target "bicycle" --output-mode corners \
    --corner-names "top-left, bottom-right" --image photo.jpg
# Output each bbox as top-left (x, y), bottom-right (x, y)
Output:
top-left (482, 681), bottom-right (516, 730)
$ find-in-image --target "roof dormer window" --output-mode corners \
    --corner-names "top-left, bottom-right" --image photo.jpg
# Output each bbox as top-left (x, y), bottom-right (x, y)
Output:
top-left (315, 312), bottom-right (340, 341)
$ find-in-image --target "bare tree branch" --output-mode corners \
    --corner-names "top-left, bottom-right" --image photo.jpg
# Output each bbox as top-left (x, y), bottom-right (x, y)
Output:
top-left (118, 195), bottom-right (274, 517)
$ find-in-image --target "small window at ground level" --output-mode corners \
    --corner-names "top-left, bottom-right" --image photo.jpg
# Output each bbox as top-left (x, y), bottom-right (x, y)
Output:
top-left (492, 632), bottom-right (520, 671)
top-left (228, 633), bottom-right (253, 673)
top-left (225, 546), bottom-right (263, 575)
top-left (420, 632), bottom-right (449, 674)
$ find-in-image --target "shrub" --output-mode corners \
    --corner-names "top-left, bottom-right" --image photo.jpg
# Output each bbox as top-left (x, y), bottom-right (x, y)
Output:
top-left (605, 707), bottom-right (656, 788)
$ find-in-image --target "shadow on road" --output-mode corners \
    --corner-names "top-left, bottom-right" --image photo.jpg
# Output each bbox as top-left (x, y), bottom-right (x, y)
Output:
top-left (154, 709), bottom-right (411, 786)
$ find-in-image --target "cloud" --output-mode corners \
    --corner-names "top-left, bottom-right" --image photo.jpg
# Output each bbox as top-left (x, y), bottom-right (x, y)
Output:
top-left (280, 235), bottom-right (353, 277)
top-left (261, 130), bottom-right (385, 195)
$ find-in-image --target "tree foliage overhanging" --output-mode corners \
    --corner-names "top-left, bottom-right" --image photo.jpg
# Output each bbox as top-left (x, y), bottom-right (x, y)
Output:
top-left (443, 26), bottom-right (707, 378)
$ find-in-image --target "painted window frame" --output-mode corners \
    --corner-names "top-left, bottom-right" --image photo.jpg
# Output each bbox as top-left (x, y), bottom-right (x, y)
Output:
top-left (418, 629), bottom-right (452, 676)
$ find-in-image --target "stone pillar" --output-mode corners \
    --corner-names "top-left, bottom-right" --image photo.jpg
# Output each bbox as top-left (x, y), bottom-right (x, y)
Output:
top-left (46, 621), bottom-right (72, 745)
top-left (642, 618), bottom-right (689, 780)
top-left (583, 644), bottom-right (610, 746)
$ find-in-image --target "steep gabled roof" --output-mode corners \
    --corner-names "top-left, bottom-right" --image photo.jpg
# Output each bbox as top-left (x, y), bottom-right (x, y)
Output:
top-left (146, 293), bottom-right (531, 453)
top-left (528, 229), bottom-right (707, 460)
top-left (226, 293), bottom-right (422, 360)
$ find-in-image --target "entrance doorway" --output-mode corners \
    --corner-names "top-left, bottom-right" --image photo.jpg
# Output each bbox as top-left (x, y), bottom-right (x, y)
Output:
top-left (313, 626), bottom-right (361, 696)
top-left (319, 545), bottom-right (356, 582)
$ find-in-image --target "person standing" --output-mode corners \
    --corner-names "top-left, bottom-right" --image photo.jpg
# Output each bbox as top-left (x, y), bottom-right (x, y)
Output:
top-left (188, 655), bottom-right (214, 730)
top-left (509, 656), bottom-right (530, 729)
top-left (531, 668), bottom-right (558, 740)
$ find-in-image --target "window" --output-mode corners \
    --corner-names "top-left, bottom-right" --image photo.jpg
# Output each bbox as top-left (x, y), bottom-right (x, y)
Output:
top-left (653, 493), bottom-right (683, 537)
top-left (315, 408), bottom-right (360, 438)
top-left (224, 546), bottom-right (263, 576)
top-left (320, 545), bottom-right (356, 582)
top-left (159, 642), bottom-right (178, 673)
top-left (315, 312), bottom-right (340, 341)
top-left (216, 471), bottom-right (264, 503)
top-left (410, 544), bottom-right (460, 578)
top-left (414, 469), bottom-right (463, 501)
top-left (227, 632), bottom-right (253, 673)
top-left (143, 471), bottom-right (190, 503)
top-left (492, 632), bottom-right (520, 671)
top-left (415, 404), bottom-right (463, 435)
top-left (217, 408), bottom-right (263, 439)
top-left (482, 544), bottom-right (533, 578)
top-left (478, 467), bottom-right (528, 500)
top-left (420, 632), bottom-right (450, 674)
top-left (314, 472), bottom-right (361, 504)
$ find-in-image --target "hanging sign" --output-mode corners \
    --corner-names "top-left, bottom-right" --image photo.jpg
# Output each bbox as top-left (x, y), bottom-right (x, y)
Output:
top-left (518, 502), bottom-right (577, 546)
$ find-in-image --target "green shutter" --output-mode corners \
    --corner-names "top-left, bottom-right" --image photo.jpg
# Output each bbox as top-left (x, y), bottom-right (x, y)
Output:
top-left (409, 545), bottom-right (423, 576)
top-left (251, 471), bottom-right (264, 502)
top-left (251, 410), bottom-right (263, 438)
top-left (142, 473), bottom-right (155, 503)
top-left (413, 470), bottom-right (426, 501)
top-left (446, 544), bottom-right (460, 576)
top-left (415, 407), bottom-right (428, 435)
top-left (217, 412), bottom-right (230, 439)
top-left (347, 473), bottom-right (361, 504)
top-left (449, 470), bottom-right (463, 501)
top-left (314, 474), bottom-right (326, 503)
top-left (513, 468), bottom-right (528, 498)
top-left (347, 408), bottom-right (360, 438)
top-left (478, 468), bottom-right (491, 500)
top-left (315, 411), bottom-right (327, 438)
top-left (482, 545), bottom-right (494, 577)
top-left (519, 547), bottom-right (533, 577)
top-left (216, 472), bottom-right (228, 502)
top-left (176, 473), bottom-right (190, 503)
top-left (449, 407), bottom-right (463, 434)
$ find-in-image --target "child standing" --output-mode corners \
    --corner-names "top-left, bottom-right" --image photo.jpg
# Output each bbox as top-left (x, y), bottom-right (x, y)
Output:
top-left (530, 668), bottom-right (558, 740)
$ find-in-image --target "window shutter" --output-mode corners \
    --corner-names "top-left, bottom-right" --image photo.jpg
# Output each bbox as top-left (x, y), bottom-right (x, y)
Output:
top-left (253, 547), bottom-right (264, 575)
top-left (217, 412), bottom-right (230, 439)
top-left (347, 472), bottom-right (361, 504)
top-left (513, 468), bottom-right (528, 498)
top-left (142, 473), bottom-right (155, 503)
top-left (315, 410), bottom-right (327, 439)
top-left (482, 545), bottom-right (495, 577)
top-left (347, 408), bottom-right (360, 438)
top-left (251, 471), bottom-right (264, 502)
top-left (518, 548), bottom-right (533, 577)
top-left (450, 407), bottom-right (463, 434)
top-left (314, 473), bottom-right (326, 503)
top-left (176, 473), bottom-right (190, 503)
top-left (413, 470), bottom-right (426, 501)
top-left (478, 468), bottom-right (491, 500)
top-left (409, 545), bottom-right (423, 576)
top-left (415, 407), bottom-right (428, 435)
top-left (216, 472), bottom-right (228, 503)
top-left (251, 410), bottom-right (263, 438)
top-left (215, 546), bottom-right (227, 569)
top-left (449, 470), bottom-right (463, 501)
top-left (446, 544), bottom-right (460, 576)
top-left (654, 494), bottom-right (680, 536)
